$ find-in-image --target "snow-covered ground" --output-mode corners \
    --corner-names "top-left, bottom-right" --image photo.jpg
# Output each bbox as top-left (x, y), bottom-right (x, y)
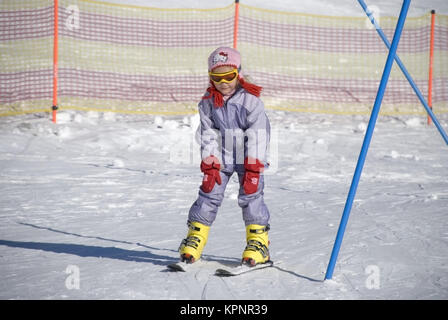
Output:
top-left (0, 110), bottom-right (447, 299)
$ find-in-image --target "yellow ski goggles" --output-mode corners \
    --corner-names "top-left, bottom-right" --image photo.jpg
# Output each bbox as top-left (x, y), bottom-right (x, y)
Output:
top-left (209, 69), bottom-right (239, 83)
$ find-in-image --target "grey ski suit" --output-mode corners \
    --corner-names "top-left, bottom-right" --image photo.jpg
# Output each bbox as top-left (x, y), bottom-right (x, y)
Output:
top-left (188, 87), bottom-right (271, 226)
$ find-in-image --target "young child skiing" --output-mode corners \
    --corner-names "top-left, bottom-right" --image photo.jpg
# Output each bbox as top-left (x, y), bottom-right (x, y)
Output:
top-left (178, 47), bottom-right (271, 266)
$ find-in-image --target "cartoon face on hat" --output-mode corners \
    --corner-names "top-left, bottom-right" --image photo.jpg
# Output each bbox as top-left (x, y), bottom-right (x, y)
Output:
top-left (208, 47), bottom-right (241, 72)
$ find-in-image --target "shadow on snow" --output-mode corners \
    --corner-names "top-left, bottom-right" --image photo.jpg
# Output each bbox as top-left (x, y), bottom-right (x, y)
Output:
top-left (1, 222), bottom-right (323, 282)
top-left (0, 239), bottom-right (178, 266)
top-left (0, 222), bottom-right (179, 266)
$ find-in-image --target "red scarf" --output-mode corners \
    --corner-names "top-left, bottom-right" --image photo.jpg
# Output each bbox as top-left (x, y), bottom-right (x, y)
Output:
top-left (202, 77), bottom-right (263, 108)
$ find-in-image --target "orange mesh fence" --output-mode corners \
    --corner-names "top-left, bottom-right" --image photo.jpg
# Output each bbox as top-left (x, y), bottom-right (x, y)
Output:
top-left (238, 5), bottom-right (448, 115)
top-left (1, 0), bottom-right (447, 116)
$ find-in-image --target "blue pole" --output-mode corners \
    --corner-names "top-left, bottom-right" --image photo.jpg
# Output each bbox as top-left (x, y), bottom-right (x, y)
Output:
top-left (358, 0), bottom-right (448, 146)
top-left (324, 0), bottom-right (411, 280)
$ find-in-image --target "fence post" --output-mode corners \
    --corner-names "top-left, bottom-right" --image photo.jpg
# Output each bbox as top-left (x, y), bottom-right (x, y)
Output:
top-left (427, 10), bottom-right (435, 125)
top-left (233, 0), bottom-right (240, 49)
top-left (52, 0), bottom-right (59, 123)
top-left (324, 0), bottom-right (411, 280)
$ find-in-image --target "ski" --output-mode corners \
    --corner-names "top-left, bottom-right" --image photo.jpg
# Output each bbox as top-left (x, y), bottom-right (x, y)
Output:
top-left (215, 260), bottom-right (274, 276)
top-left (167, 261), bottom-right (191, 272)
top-left (167, 260), bottom-right (208, 272)
top-left (167, 259), bottom-right (240, 272)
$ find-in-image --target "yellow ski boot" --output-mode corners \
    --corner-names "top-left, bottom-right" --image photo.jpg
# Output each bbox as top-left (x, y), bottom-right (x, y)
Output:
top-left (178, 221), bottom-right (210, 263)
top-left (242, 224), bottom-right (270, 266)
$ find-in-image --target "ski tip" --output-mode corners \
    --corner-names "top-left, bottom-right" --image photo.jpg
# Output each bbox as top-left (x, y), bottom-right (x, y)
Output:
top-left (215, 271), bottom-right (233, 277)
top-left (167, 262), bottom-right (187, 272)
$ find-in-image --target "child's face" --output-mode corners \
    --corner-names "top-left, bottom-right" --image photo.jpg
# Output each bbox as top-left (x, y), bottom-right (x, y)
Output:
top-left (210, 66), bottom-right (238, 96)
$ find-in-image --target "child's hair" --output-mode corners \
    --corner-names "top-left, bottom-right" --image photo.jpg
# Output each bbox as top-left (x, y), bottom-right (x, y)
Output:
top-left (237, 76), bottom-right (262, 98)
top-left (203, 76), bottom-right (262, 108)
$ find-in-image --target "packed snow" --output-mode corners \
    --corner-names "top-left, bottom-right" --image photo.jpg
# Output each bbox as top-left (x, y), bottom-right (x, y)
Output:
top-left (0, 110), bottom-right (447, 299)
top-left (1, 0), bottom-right (448, 300)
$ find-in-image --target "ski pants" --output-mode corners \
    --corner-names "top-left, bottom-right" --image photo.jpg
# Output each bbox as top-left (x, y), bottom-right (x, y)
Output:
top-left (188, 170), bottom-right (270, 227)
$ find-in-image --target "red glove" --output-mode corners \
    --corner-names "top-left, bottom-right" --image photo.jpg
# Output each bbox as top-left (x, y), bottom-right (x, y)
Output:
top-left (243, 157), bottom-right (264, 195)
top-left (200, 155), bottom-right (222, 193)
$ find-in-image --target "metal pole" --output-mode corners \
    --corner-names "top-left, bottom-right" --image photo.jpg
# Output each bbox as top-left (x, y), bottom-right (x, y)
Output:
top-left (358, 0), bottom-right (448, 145)
top-left (325, 0), bottom-right (411, 280)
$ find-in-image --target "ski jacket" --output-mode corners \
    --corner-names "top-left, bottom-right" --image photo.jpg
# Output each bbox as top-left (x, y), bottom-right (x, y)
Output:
top-left (197, 87), bottom-right (270, 174)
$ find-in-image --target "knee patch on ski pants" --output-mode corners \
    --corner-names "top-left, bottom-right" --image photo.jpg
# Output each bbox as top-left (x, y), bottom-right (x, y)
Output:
top-left (188, 171), bottom-right (270, 226)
